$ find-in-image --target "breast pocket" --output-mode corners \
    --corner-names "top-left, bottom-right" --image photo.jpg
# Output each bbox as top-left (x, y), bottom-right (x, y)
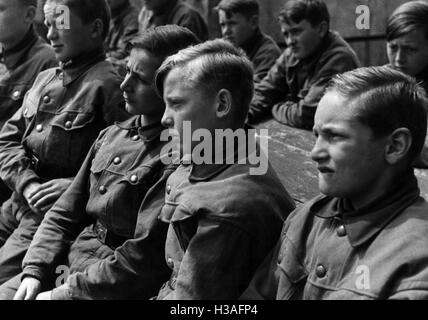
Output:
top-left (106, 166), bottom-right (157, 236)
top-left (0, 83), bottom-right (34, 126)
top-left (276, 237), bottom-right (308, 300)
top-left (88, 155), bottom-right (159, 237)
top-left (43, 110), bottom-right (98, 173)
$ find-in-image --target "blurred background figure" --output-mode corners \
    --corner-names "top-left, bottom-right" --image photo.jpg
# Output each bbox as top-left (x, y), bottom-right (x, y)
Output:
top-left (105, 0), bottom-right (139, 60)
top-left (138, 0), bottom-right (208, 41)
top-left (216, 0), bottom-right (280, 84)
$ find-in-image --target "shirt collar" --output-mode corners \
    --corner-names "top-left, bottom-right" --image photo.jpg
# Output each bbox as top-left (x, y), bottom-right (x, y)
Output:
top-left (416, 67), bottom-right (428, 93)
top-left (313, 170), bottom-right (421, 248)
top-left (115, 116), bottom-right (164, 142)
top-left (188, 126), bottom-right (257, 182)
top-left (60, 46), bottom-right (106, 86)
top-left (0, 26), bottom-right (38, 70)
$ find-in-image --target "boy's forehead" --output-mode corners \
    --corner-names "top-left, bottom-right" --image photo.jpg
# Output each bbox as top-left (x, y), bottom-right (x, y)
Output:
top-left (219, 9), bottom-right (246, 20)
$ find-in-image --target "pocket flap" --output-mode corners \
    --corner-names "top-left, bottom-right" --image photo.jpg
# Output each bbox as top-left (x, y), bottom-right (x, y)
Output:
top-left (0, 83), bottom-right (30, 101)
top-left (118, 166), bottom-right (154, 185)
top-left (159, 202), bottom-right (193, 223)
top-left (50, 111), bottom-right (95, 131)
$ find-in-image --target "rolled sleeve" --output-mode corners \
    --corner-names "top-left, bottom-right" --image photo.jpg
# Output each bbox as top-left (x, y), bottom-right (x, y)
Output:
top-left (248, 54), bottom-right (288, 123)
top-left (0, 106), bottom-right (41, 195)
top-left (271, 52), bottom-right (359, 129)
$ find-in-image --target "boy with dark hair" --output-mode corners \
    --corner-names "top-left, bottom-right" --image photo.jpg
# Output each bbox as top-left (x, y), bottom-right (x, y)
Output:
top-left (386, 0), bottom-right (428, 91)
top-left (385, 1), bottom-right (428, 168)
top-left (0, 0), bottom-right (129, 286)
top-left (216, 0), bottom-right (281, 84)
top-left (154, 39), bottom-right (295, 299)
top-left (243, 66), bottom-right (428, 300)
top-left (0, 0), bottom-right (57, 204)
top-left (5, 25), bottom-right (200, 300)
top-left (138, 0), bottom-right (208, 41)
top-left (248, 0), bottom-right (360, 130)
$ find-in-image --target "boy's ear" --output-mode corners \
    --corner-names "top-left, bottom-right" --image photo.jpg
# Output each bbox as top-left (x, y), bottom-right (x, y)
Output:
top-left (317, 20), bottom-right (328, 38)
top-left (90, 18), bottom-right (104, 39)
top-left (249, 14), bottom-right (259, 29)
top-left (24, 6), bottom-right (37, 24)
top-left (384, 127), bottom-right (412, 165)
top-left (216, 89), bottom-right (233, 119)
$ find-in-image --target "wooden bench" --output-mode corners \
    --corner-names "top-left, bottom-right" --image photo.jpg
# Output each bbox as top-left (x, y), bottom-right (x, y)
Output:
top-left (256, 120), bottom-right (428, 205)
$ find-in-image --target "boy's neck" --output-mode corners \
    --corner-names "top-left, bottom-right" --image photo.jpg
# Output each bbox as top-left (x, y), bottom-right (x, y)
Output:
top-left (64, 44), bottom-right (105, 66)
top-left (140, 114), bottom-right (162, 128)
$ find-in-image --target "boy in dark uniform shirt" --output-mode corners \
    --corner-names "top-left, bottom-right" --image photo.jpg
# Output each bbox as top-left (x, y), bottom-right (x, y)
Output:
top-left (0, 0), bottom-right (129, 286)
top-left (0, 0), bottom-right (57, 204)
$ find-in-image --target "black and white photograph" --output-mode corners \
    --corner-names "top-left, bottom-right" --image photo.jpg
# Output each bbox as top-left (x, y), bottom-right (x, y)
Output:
top-left (0, 0), bottom-right (427, 312)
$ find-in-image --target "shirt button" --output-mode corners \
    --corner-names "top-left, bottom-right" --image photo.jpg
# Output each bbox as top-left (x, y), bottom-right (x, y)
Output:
top-left (337, 225), bottom-right (347, 237)
top-left (167, 258), bottom-right (174, 268)
top-left (99, 186), bottom-right (107, 194)
top-left (113, 157), bottom-right (121, 165)
top-left (166, 185), bottom-right (172, 195)
top-left (36, 124), bottom-right (43, 132)
top-left (65, 121), bottom-right (72, 129)
top-left (316, 265), bottom-right (327, 278)
top-left (12, 90), bottom-right (20, 100)
top-left (132, 135), bottom-right (140, 141)
top-left (58, 72), bottom-right (64, 80)
top-left (130, 174), bottom-right (138, 183)
top-left (43, 95), bottom-right (51, 104)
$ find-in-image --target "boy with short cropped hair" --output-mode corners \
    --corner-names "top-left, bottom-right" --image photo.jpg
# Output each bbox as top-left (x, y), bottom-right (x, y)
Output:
top-left (243, 66), bottom-right (428, 300)
top-left (0, 0), bottom-right (129, 286)
top-left (154, 39), bottom-right (295, 299)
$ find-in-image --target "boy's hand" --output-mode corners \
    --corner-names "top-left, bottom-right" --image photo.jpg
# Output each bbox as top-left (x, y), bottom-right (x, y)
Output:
top-left (23, 182), bottom-right (43, 214)
top-left (26, 178), bottom-right (73, 214)
top-left (14, 277), bottom-right (42, 300)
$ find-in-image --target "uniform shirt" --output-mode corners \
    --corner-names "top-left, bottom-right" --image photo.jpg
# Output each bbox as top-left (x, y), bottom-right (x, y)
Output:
top-left (138, 0), bottom-right (208, 41)
top-left (0, 47), bottom-right (129, 206)
top-left (240, 28), bottom-right (281, 85)
top-left (105, 0), bottom-right (139, 60)
top-left (248, 31), bottom-right (360, 130)
top-left (0, 26), bottom-right (57, 129)
top-left (242, 172), bottom-right (428, 300)
top-left (22, 117), bottom-right (175, 300)
top-left (156, 147), bottom-right (296, 299)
